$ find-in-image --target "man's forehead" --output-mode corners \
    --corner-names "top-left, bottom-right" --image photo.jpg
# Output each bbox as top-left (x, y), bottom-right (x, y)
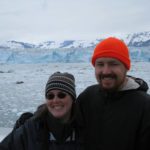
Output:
top-left (95, 57), bottom-right (121, 63)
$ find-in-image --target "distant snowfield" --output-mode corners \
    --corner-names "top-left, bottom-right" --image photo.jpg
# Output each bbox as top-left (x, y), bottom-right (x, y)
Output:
top-left (0, 62), bottom-right (150, 140)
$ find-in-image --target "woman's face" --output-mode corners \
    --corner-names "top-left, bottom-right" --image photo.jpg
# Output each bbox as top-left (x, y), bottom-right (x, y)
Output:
top-left (46, 89), bottom-right (73, 122)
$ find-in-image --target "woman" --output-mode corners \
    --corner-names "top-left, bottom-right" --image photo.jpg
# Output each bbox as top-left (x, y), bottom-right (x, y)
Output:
top-left (0, 72), bottom-right (83, 150)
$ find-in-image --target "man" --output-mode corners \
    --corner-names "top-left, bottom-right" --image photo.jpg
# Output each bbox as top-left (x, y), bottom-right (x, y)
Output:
top-left (77, 37), bottom-right (150, 150)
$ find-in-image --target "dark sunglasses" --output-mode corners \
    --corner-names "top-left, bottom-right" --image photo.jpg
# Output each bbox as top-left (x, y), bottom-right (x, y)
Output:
top-left (46, 92), bottom-right (67, 100)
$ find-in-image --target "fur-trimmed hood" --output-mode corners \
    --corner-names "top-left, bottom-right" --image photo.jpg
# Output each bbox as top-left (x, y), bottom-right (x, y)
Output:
top-left (120, 76), bottom-right (149, 92)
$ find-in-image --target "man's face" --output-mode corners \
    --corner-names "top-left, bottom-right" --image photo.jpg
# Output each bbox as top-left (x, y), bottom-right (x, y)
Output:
top-left (95, 57), bottom-right (128, 92)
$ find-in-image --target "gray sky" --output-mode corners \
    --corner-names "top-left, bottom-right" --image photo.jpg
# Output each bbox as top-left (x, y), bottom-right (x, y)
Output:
top-left (0, 0), bottom-right (150, 43)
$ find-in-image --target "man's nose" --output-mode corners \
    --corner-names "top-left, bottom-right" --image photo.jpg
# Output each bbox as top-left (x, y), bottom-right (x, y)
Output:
top-left (102, 65), bottom-right (111, 74)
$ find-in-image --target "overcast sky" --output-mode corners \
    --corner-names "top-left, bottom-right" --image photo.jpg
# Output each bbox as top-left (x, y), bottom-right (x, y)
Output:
top-left (0, 0), bottom-right (150, 43)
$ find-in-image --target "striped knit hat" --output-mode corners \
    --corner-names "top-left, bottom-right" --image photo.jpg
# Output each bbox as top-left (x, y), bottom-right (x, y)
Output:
top-left (45, 72), bottom-right (76, 101)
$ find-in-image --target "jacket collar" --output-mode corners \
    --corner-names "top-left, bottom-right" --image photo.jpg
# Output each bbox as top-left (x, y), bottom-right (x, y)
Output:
top-left (119, 76), bottom-right (149, 92)
top-left (119, 77), bottom-right (140, 91)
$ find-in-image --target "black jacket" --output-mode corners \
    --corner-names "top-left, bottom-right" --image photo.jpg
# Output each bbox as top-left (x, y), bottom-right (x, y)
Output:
top-left (76, 77), bottom-right (150, 150)
top-left (0, 105), bottom-right (84, 150)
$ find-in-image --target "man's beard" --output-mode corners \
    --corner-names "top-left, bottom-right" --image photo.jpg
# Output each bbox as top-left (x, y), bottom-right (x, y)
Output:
top-left (98, 73), bottom-right (119, 92)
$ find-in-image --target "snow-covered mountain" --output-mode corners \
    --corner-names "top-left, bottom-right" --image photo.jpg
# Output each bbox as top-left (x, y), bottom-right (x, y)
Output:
top-left (124, 31), bottom-right (150, 47)
top-left (0, 31), bottom-right (150, 50)
top-left (0, 31), bottom-right (150, 63)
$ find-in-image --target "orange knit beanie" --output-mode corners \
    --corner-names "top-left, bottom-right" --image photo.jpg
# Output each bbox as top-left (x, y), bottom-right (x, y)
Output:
top-left (91, 37), bottom-right (131, 70)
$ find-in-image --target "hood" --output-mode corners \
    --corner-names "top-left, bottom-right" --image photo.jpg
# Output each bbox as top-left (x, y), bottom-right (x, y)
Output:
top-left (120, 75), bottom-right (149, 92)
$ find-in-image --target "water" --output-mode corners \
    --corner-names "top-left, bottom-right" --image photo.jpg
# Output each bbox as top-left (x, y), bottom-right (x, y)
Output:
top-left (0, 62), bottom-right (150, 128)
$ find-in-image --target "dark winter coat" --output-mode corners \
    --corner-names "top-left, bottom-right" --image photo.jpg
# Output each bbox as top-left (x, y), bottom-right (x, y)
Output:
top-left (0, 104), bottom-right (84, 150)
top-left (13, 112), bottom-right (33, 130)
top-left (76, 77), bottom-right (150, 150)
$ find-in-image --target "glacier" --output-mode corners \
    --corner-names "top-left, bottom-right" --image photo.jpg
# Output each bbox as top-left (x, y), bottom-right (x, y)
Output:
top-left (0, 46), bottom-right (150, 64)
top-left (0, 31), bottom-right (150, 64)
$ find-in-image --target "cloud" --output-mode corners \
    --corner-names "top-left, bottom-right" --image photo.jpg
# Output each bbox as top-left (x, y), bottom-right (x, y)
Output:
top-left (0, 0), bottom-right (150, 43)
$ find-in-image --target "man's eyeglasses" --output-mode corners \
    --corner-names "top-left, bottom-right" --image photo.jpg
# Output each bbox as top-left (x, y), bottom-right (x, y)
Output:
top-left (46, 92), bottom-right (67, 100)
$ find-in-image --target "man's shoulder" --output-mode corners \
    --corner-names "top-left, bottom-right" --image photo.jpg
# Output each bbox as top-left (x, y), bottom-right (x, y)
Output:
top-left (125, 90), bottom-right (150, 108)
top-left (77, 84), bottom-right (99, 99)
top-left (129, 89), bottom-right (150, 100)
top-left (84, 84), bottom-right (99, 91)
top-left (137, 91), bottom-right (150, 102)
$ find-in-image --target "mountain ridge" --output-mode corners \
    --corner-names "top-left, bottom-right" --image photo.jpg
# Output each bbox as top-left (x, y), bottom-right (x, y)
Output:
top-left (0, 31), bottom-right (150, 50)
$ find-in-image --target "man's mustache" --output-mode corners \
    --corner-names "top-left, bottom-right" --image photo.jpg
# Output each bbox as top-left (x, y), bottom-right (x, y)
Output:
top-left (98, 74), bottom-right (117, 80)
